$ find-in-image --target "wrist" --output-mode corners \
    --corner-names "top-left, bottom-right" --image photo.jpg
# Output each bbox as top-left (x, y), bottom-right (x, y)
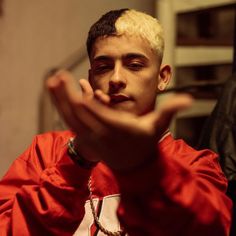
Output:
top-left (67, 137), bottom-right (98, 169)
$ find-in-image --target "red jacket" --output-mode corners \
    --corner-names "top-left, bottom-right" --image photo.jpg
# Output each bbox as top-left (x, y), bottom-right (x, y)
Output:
top-left (0, 131), bottom-right (232, 235)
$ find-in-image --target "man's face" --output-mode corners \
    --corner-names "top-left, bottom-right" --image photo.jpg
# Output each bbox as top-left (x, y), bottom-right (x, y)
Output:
top-left (89, 34), bottom-right (166, 115)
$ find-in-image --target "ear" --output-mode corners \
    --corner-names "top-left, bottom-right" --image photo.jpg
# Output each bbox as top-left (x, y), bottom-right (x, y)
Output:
top-left (157, 64), bottom-right (172, 91)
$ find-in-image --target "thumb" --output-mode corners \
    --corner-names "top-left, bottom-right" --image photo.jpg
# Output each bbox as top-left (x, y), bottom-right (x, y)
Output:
top-left (79, 79), bottom-right (94, 100)
top-left (146, 94), bottom-right (193, 137)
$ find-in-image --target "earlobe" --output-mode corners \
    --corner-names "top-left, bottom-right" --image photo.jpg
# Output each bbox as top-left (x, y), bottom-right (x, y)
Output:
top-left (158, 83), bottom-right (164, 91)
top-left (157, 64), bottom-right (172, 91)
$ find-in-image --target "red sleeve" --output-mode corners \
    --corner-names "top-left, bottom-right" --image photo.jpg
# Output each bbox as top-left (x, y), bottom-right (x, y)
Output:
top-left (114, 138), bottom-right (232, 236)
top-left (0, 132), bottom-right (91, 236)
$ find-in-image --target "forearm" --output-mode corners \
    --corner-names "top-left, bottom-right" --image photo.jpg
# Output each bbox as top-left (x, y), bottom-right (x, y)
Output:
top-left (2, 175), bottom-right (89, 235)
top-left (0, 132), bottom-right (91, 236)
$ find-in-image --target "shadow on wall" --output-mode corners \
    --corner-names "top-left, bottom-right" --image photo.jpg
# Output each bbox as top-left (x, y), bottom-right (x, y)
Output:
top-left (38, 47), bottom-right (87, 133)
top-left (0, 0), bottom-right (3, 16)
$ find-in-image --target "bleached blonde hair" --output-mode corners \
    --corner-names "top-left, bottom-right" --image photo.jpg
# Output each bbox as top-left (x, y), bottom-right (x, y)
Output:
top-left (115, 9), bottom-right (164, 59)
top-left (87, 9), bottom-right (164, 60)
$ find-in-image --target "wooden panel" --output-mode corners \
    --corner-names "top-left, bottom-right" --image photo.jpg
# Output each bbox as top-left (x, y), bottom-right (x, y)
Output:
top-left (173, 0), bottom-right (236, 13)
top-left (175, 46), bottom-right (233, 66)
top-left (177, 99), bottom-right (217, 118)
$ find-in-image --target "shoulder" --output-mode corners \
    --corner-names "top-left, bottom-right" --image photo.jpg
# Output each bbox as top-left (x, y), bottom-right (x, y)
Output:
top-left (159, 133), bottom-right (220, 166)
top-left (19, 130), bottom-right (75, 168)
top-left (158, 134), bottom-right (227, 187)
top-left (35, 130), bottom-right (74, 144)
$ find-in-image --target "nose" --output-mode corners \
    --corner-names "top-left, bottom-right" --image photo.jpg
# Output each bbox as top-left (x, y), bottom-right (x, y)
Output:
top-left (109, 63), bottom-right (127, 92)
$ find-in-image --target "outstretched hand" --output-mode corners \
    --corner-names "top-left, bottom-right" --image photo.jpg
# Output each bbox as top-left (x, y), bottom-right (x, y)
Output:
top-left (46, 70), bottom-right (192, 170)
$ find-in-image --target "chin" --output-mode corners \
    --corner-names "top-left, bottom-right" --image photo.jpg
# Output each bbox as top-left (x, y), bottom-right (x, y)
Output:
top-left (110, 102), bottom-right (137, 114)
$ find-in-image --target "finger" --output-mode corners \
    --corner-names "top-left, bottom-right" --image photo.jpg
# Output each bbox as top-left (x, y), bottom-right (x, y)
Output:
top-left (48, 71), bottom-right (109, 136)
top-left (159, 93), bottom-right (193, 115)
top-left (46, 70), bottom-right (81, 99)
top-left (46, 70), bottom-right (90, 133)
top-left (78, 82), bottom-right (111, 130)
top-left (46, 72), bottom-right (105, 161)
top-left (149, 94), bottom-right (193, 137)
top-left (81, 98), bottom-right (135, 129)
top-left (79, 79), bottom-right (94, 100)
top-left (94, 89), bottom-right (110, 105)
top-left (71, 80), bottom-right (110, 133)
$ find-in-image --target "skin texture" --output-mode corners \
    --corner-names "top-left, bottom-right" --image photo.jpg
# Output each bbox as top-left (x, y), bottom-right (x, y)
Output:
top-left (46, 34), bottom-right (192, 170)
top-left (89, 35), bottom-right (169, 115)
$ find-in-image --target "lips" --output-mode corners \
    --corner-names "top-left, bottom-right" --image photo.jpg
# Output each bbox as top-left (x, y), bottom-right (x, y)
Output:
top-left (109, 94), bottom-right (132, 104)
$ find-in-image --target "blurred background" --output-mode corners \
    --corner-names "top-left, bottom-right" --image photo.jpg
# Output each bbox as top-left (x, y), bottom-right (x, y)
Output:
top-left (0, 0), bottom-right (235, 177)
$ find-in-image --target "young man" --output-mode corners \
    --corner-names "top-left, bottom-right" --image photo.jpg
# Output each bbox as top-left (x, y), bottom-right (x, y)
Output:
top-left (0, 9), bottom-right (232, 236)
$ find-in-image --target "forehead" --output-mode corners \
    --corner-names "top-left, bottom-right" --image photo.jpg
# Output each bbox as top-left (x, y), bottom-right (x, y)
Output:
top-left (90, 34), bottom-right (158, 61)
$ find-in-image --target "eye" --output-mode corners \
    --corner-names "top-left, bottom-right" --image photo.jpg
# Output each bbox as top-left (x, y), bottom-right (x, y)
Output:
top-left (93, 64), bottom-right (112, 74)
top-left (127, 62), bottom-right (144, 71)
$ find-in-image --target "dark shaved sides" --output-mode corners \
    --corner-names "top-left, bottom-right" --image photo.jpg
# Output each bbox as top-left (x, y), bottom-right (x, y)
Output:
top-left (86, 8), bottom-right (128, 57)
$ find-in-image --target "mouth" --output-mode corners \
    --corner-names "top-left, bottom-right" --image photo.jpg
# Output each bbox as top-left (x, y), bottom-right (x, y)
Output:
top-left (109, 94), bottom-right (133, 105)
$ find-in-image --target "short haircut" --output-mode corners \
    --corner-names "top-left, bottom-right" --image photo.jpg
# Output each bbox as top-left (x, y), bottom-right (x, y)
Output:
top-left (86, 9), bottom-right (164, 60)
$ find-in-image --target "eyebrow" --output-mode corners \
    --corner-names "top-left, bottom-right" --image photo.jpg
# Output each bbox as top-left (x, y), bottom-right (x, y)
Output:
top-left (93, 55), bottom-right (111, 62)
top-left (93, 53), bottom-right (148, 62)
top-left (124, 53), bottom-right (148, 60)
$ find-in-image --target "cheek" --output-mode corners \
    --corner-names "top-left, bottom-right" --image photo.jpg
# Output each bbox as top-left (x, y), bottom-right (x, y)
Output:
top-left (90, 78), bottom-right (109, 92)
top-left (136, 77), bottom-right (158, 103)
top-left (141, 76), bottom-right (158, 94)
top-left (136, 81), bottom-right (157, 102)
top-left (139, 89), bottom-right (156, 103)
